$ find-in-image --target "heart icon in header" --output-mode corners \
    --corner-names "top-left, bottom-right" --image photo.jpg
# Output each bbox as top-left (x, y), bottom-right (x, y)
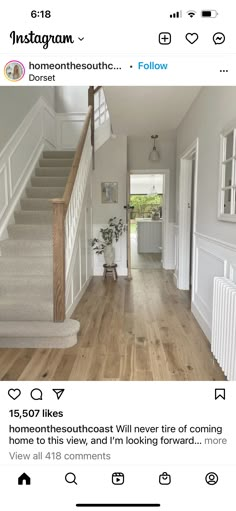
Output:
top-left (185, 33), bottom-right (199, 44)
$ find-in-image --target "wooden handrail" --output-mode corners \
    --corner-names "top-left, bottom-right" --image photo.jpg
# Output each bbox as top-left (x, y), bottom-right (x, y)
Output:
top-left (88, 86), bottom-right (102, 169)
top-left (51, 106), bottom-right (92, 322)
top-left (88, 87), bottom-right (95, 169)
top-left (94, 85), bottom-right (102, 94)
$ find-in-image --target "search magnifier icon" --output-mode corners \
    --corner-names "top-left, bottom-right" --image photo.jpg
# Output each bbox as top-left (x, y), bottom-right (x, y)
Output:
top-left (65, 472), bottom-right (77, 485)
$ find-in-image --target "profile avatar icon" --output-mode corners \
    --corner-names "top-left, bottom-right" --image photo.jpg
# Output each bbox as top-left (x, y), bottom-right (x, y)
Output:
top-left (4, 60), bottom-right (25, 82)
top-left (205, 472), bottom-right (218, 485)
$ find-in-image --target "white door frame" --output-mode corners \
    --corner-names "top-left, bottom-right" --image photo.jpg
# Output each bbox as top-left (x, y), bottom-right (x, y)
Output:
top-left (178, 138), bottom-right (199, 291)
top-left (129, 169), bottom-right (170, 269)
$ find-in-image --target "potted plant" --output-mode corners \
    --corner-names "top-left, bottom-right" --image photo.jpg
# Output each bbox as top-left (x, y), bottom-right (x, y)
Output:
top-left (91, 217), bottom-right (125, 265)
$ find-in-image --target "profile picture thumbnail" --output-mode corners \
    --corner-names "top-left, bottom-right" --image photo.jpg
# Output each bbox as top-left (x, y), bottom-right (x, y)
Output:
top-left (4, 60), bottom-right (25, 82)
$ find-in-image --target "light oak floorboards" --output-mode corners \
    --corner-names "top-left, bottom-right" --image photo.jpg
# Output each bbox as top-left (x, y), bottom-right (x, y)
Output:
top-left (0, 270), bottom-right (225, 381)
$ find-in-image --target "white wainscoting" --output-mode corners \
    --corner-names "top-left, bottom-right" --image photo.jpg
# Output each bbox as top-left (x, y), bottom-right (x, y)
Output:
top-left (66, 174), bottom-right (93, 316)
top-left (192, 232), bottom-right (236, 341)
top-left (93, 227), bottom-right (127, 276)
top-left (163, 222), bottom-right (175, 270)
top-left (56, 113), bottom-right (86, 149)
top-left (0, 97), bottom-right (57, 240)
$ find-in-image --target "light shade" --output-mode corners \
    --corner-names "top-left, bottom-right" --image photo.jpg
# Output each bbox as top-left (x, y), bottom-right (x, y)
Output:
top-left (149, 134), bottom-right (160, 161)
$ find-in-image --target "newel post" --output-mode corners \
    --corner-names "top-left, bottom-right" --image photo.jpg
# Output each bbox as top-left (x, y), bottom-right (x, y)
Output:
top-left (52, 199), bottom-right (65, 322)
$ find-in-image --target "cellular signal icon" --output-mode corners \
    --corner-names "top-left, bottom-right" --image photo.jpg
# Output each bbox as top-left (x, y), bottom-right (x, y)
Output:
top-left (187, 10), bottom-right (197, 18)
top-left (170, 10), bottom-right (182, 18)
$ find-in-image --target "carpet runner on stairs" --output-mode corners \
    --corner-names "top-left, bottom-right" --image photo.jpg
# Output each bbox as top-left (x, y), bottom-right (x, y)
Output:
top-left (0, 150), bottom-right (80, 348)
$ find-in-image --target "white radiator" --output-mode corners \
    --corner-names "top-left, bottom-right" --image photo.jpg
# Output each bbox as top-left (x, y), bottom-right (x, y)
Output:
top-left (211, 277), bottom-right (236, 381)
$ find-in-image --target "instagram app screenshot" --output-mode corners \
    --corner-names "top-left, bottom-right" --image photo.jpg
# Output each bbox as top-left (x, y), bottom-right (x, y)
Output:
top-left (0, 1), bottom-right (235, 509)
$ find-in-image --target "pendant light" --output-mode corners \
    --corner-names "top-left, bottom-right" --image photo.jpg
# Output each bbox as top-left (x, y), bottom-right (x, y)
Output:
top-left (149, 135), bottom-right (160, 161)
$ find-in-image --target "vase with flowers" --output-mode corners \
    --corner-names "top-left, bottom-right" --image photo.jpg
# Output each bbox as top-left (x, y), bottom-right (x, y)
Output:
top-left (91, 217), bottom-right (125, 265)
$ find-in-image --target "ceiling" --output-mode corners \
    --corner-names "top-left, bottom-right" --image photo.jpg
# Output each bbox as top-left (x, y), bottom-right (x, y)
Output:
top-left (103, 86), bottom-right (201, 136)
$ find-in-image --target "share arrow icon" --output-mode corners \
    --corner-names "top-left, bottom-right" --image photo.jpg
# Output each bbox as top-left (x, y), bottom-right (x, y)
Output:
top-left (53, 389), bottom-right (65, 400)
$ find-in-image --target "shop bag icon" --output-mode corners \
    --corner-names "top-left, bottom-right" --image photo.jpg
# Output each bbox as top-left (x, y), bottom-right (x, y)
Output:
top-left (159, 472), bottom-right (171, 485)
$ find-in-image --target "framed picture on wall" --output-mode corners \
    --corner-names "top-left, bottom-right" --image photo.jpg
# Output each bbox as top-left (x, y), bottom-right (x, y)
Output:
top-left (101, 182), bottom-right (118, 203)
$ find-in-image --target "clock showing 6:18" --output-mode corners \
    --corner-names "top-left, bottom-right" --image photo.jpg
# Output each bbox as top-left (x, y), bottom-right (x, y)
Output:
top-left (31, 10), bottom-right (51, 18)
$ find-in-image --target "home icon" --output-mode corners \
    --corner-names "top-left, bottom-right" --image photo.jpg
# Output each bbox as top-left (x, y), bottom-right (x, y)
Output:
top-left (18, 473), bottom-right (31, 485)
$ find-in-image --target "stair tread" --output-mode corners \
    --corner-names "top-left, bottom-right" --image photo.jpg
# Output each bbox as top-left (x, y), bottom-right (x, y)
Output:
top-left (39, 158), bottom-right (73, 167)
top-left (1, 239), bottom-right (52, 246)
top-left (15, 211), bottom-right (53, 224)
top-left (0, 239), bottom-right (52, 256)
top-left (8, 224), bottom-right (52, 240)
top-left (26, 187), bottom-right (64, 198)
top-left (0, 296), bottom-right (52, 305)
top-left (31, 176), bottom-right (67, 187)
top-left (0, 303), bottom-right (53, 321)
top-left (43, 151), bottom-right (75, 159)
top-left (20, 199), bottom-right (52, 211)
top-left (0, 274), bottom-right (51, 281)
top-left (0, 319), bottom-right (80, 337)
top-left (0, 255), bottom-right (51, 261)
top-left (35, 167), bottom-right (70, 177)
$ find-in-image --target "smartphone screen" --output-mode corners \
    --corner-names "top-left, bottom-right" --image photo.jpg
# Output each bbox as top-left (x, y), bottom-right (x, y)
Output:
top-left (0, 1), bottom-right (235, 509)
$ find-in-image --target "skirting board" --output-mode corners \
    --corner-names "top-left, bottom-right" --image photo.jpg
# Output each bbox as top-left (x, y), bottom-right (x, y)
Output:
top-left (191, 301), bottom-right (211, 342)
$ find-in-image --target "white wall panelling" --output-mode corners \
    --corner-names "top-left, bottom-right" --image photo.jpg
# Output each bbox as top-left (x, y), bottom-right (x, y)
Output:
top-left (0, 97), bottom-right (57, 240)
top-left (65, 171), bottom-right (93, 317)
top-left (191, 232), bottom-right (236, 341)
top-left (164, 222), bottom-right (175, 270)
top-left (56, 113), bottom-right (86, 149)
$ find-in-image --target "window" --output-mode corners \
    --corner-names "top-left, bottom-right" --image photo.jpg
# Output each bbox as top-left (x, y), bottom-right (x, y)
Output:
top-left (219, 128), bottom-right (236, 221)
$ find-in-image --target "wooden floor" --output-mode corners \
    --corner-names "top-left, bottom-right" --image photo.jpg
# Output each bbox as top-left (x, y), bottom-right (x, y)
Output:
top-left (131, 234), bottom-right (162, 269)
top-left (0, 270), bottom-right (225, 381)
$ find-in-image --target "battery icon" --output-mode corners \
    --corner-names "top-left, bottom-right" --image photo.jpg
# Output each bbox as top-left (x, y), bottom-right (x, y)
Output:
top-left (201, 10), bottom-right (218, 17)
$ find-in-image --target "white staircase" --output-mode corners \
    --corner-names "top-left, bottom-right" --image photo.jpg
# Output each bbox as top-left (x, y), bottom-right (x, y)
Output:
top-left (0, 150), bottom-right (80, 348)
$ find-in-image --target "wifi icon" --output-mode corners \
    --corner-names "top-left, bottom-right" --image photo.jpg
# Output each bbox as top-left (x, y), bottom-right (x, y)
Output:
top-left (187, 10), bottom-right (197, 18)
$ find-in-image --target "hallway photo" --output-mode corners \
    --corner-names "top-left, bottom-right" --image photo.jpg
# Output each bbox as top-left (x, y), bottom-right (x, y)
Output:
top-left (0, 85), bottom-right (235, 381)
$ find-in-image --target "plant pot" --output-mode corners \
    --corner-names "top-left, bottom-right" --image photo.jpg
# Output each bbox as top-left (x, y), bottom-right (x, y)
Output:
top-left (104, 245), bottom-right (115, 266)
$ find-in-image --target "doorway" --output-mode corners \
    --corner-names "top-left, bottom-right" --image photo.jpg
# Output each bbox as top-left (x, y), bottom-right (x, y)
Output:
top-left (178, 139), bottom-right (199, 293)
top-left (126, 170), bottom-right (170, 275)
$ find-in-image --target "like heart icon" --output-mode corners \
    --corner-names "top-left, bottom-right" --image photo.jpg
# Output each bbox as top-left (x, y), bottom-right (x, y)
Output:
top-left (185, 33), bottom-right (199, 44)
top-left (8, 388), bottom-right (21, 400)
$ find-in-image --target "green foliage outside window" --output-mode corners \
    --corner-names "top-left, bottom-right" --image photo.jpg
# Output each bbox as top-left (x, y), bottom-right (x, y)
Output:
top-left (130, 194), bottom-right (162, 218)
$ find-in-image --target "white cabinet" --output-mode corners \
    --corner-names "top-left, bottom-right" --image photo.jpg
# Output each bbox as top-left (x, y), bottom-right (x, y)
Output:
top-left (137, 219), bottom-right (162, 253)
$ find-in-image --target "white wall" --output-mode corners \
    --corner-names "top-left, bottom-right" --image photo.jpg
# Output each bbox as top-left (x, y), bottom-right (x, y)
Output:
top-left (0, 87), bottom-right (55, 152)
top-left (0, 97), bottom-right (56, 240)
top-left (128, 133), bottom-right (176, 222)
top-left (176, 86), bottom-right (236, 340)
top-left (92, 135), bottom-right (127, 275)
top-left (176, 87), bottom-right (236, 244)
top-left (130, 174), bottom-right (163, 195)
top-left (55, 86), bottom-right (88, 113)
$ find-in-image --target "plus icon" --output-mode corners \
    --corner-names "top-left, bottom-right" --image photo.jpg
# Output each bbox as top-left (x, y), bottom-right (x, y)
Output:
top-left (159, 32), bottom-right (172, 45)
